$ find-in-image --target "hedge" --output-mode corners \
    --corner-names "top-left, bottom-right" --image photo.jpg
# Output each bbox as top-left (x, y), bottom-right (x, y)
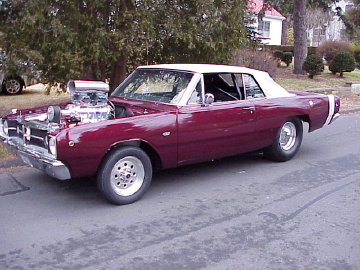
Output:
top-left (264, 45), bottom-right (317, 56)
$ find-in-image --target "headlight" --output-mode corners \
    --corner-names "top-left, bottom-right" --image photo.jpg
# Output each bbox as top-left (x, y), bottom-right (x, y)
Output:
top-left (2, 120), bottom-right (9, 136)
top-left (48, 136), bottom-right (57, 157)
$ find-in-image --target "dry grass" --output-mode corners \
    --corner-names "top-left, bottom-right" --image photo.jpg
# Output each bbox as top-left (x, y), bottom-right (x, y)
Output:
top-left (0, 84), bottom-right (70, 118)
top-left (274, 66), bottom-right (360, 91)
top-left (0, 145), bottom-right (9, 160)
top-left (275, 67), bottom-right (360, 114)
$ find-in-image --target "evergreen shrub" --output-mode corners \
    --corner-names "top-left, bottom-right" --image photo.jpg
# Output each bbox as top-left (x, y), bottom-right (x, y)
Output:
top-left (302, 54), bottom-right (324, 79)
top-left (281, 52), bottom-right (293, 67)
top-left (329, 51), bottom-right (356, 77)
top-left (350, 43), bottom-right (360, 68)
top-left (273, 50), bottom-right (284, 67)
top-left (273, 50), bottom-right (284, 59)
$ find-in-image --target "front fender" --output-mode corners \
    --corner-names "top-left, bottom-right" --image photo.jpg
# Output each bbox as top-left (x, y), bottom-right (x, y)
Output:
top-left (56, 112), bottom-right (177, 178)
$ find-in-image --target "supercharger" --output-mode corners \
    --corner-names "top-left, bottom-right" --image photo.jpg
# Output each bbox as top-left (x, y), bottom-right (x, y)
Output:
top-left (49, 80), bottom-right (114, 125)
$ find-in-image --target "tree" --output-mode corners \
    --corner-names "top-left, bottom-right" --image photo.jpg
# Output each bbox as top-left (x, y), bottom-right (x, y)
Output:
top-left (0, 0), bottom-right (252, 92)
top-left (264, 0), bottom-right (336, 74)
top-left (292, 0), bottom-right (307, 74)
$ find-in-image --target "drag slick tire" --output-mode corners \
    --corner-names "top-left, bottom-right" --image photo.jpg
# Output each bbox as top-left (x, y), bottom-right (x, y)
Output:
top-left (264, 117), bottom-right (303, 162)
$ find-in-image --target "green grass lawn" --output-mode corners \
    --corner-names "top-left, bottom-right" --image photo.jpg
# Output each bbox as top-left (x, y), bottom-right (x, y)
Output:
top-left (343, 71), bottom-right (360, 79)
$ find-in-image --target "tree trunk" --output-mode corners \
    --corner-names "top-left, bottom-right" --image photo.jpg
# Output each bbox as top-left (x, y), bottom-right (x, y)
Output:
top-left (293, 0), bottom-right (307, 74)
top-left (109, 54), bottom-right (128, 93)
top-left (81, 64), bottom-right (98, 80)
top-left (281, 20), bottom-right (288, 45)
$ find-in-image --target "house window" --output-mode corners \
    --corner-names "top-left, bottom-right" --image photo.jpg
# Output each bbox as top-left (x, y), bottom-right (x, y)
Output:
top-left (258, 21), bottom-right (270, 38)
top-left (313, 27), bottom-right (326, 46)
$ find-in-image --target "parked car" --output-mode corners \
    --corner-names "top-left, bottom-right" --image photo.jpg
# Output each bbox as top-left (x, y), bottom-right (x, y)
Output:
top-left (0, 72), bottom-right (25, 94)
top-left (0, 64), bottom-right (340, 204)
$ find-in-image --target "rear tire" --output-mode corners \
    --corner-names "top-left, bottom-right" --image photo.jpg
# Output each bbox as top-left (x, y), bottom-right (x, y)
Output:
top-left (264, 117), bottom-right (303, 162)
top-left (97, 147), bottom-right (152, 205)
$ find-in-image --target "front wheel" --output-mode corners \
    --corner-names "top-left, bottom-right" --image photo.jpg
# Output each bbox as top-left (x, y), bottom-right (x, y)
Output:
top-left (264, 117), bottom-right (303, 162)
top-left (97, 147), bottom-right (152, 205)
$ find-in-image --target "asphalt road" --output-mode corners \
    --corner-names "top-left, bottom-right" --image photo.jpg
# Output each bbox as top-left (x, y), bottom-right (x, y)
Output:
top-left (1, 114), bottom-right (359, 270)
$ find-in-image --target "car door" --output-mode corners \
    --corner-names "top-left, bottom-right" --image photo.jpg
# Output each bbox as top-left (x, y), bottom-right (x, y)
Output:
top-left (239, 73), bottom-right (283, 149)
top-left (177, 73), bottom-right (257, 166)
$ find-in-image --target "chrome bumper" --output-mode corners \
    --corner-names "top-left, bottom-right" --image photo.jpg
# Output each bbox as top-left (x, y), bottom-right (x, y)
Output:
top-left (329, 112), bottom-right (340, 124)
top-left (0, 135), bottom-right (71, 180)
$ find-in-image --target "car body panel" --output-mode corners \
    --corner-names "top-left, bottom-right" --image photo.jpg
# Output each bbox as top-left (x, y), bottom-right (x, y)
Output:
top-left (177, 100), bottom-right (256, 165)
top-left (0, 64), bottom-right (340, 181)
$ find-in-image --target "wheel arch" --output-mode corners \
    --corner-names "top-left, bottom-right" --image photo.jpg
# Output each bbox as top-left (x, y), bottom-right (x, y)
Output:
top-left (105, 140), bottom-right (163, 171)
top-left (297, 114), bottom-right (318, 132)
top-left (297, 114), bottom-right (310, 126)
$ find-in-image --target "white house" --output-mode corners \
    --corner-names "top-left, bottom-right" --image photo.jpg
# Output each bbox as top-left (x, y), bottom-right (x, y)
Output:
top-left (248, 0), bottom-right (286, 45)
top-left (307, 0), bottom-right (355, 46)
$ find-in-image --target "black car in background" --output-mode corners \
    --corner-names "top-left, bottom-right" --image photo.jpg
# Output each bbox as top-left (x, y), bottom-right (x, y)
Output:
top-left (0, 72), bottom-right (25, 94)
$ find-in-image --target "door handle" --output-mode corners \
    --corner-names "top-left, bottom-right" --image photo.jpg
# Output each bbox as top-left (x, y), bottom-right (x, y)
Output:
top-left (243, 106), bottom-right (255, 113)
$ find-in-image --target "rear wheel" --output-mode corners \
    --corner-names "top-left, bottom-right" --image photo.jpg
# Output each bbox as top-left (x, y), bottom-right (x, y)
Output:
top-left (264, 117), bottom-right (303, 162)
top-left (97, 147), bottom-right (152, 205)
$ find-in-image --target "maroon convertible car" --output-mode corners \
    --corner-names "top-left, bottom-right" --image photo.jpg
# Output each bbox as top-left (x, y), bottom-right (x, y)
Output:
top-left (0, 64), bottom-right (340, 204)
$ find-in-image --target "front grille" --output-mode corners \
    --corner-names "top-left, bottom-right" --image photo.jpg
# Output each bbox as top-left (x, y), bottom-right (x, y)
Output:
top-left (5, 119), bottom-right (48, 149)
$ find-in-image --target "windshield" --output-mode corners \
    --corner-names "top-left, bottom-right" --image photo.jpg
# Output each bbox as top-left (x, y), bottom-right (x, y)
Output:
top-left (112, 69), bottom-right (194, 104)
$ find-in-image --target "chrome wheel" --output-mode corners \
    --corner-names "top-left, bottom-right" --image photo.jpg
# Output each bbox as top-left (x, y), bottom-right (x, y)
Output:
top-left (263, 117), bottom-right (303, 162)
top-left (110, 156), bottom-right (145, 197)
top-left (279, 122), bottom-right (297, 151)
top-left (5, 79), bottom-right (22, 94)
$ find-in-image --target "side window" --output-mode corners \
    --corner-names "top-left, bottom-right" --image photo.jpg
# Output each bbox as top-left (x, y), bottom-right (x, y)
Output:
top-left (243, 74), bottom-right (265, 99)
top-left (203, 73), bottom-right (240, 102)
top-left (187, 81), bottom-right (202, 104)
top-left (218, 74), bottom-right (234, 87)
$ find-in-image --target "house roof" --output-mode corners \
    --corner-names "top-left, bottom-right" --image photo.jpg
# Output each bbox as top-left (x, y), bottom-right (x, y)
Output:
top-left (248, 0), bottom-right (286, 19)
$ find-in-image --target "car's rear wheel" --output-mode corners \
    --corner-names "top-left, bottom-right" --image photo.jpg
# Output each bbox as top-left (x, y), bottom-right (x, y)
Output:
top-left (2, 78), bottom-right (24, 94)
top-left (97, 147), bottom-right (152, 205)
top-left (264, 117), bottom-right (303, 162)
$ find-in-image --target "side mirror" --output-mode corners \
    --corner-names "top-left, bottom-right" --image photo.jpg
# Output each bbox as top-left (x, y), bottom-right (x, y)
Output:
top-left (204, 93), bottom-right (214, 105)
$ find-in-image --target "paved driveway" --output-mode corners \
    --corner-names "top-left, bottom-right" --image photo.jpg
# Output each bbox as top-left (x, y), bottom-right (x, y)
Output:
top-left (1, 114), bottom-right (359, 270)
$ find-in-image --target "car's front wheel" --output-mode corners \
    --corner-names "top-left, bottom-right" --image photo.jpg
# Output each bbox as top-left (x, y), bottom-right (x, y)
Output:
top-left (97, 147), bottom-right (152, 205)
top-left (2, 78), bottom-right (24, 94)
top-left (264, 117), bottom-right (303, 162)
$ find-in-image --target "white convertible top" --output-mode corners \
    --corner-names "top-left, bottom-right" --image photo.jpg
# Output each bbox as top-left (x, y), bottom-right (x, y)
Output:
top-left (139, 64), bottom-right (294, 98)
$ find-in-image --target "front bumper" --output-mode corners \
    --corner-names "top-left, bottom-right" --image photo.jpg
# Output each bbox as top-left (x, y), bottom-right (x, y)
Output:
top-left (0, 135), bottom-right (71, 180)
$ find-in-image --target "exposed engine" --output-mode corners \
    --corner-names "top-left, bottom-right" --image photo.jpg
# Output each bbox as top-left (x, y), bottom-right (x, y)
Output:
top-left (0, 80), bottom-right (119, 156)
top-left (47, 80), bottom-right (114, 126)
